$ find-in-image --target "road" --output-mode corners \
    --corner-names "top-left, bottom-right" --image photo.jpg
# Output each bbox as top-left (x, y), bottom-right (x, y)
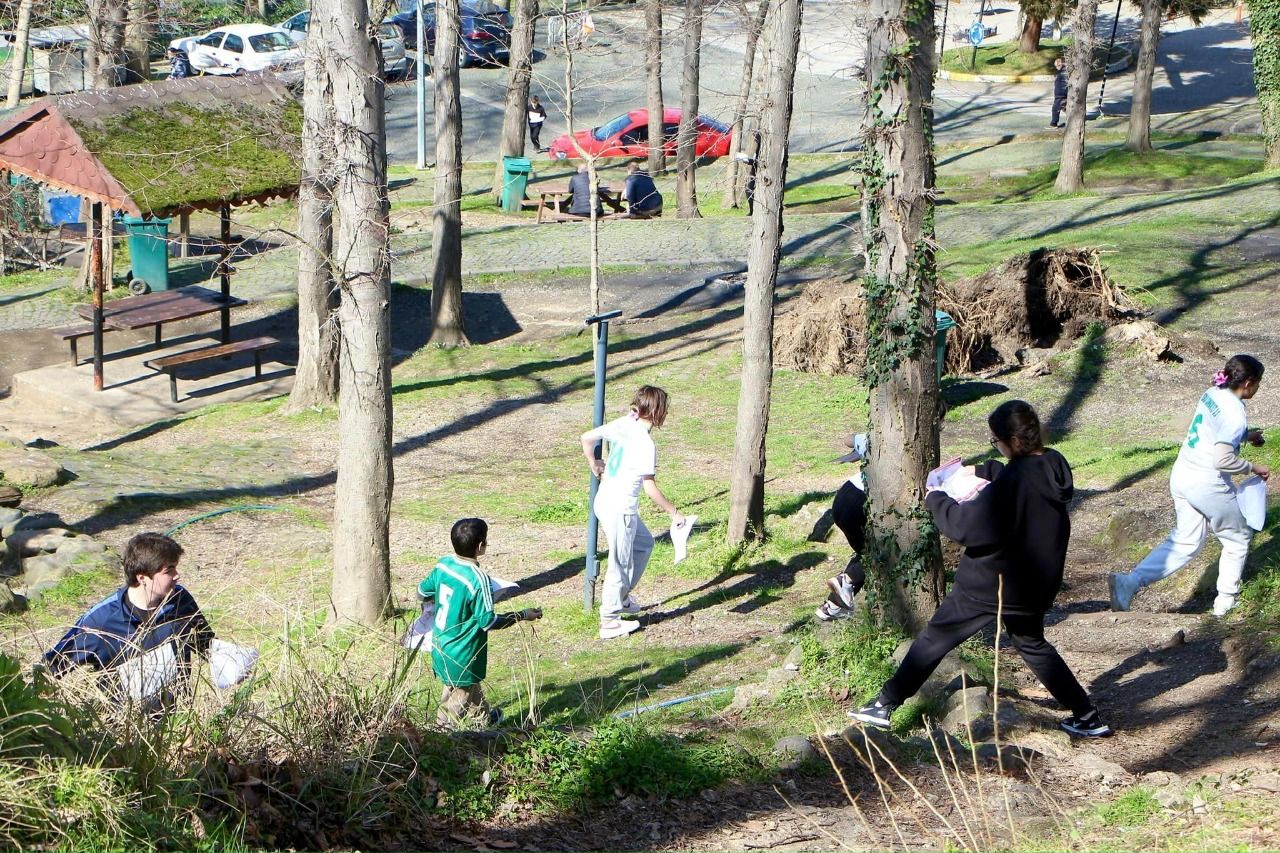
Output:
top-left (384, 1), bottom-right (1257, 166)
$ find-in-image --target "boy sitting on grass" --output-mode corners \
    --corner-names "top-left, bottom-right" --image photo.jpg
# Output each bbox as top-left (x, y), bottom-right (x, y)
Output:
top-left (418, 518), bottom-right (542, 728)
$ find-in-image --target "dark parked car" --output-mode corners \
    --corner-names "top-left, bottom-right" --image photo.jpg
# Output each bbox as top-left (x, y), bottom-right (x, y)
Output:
top-left (388, 0), bottom-right (511, 67)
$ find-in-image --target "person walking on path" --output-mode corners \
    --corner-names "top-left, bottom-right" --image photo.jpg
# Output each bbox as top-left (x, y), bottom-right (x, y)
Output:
top-left (1049, 57), bottom-right (1068, 128)
top-left (580, 386), bottom-right (687, 640)
top-left (528, 96), bottom-right (548, 153)
top-left (849, 400), bottom-right (1113, 738)
top-left (1109, 356), bottom-right (1269, 617)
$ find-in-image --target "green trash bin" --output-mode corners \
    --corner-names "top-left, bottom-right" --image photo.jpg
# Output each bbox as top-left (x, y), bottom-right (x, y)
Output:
top-left (934, 309), bottom-right (956, 382)
top-left (500, 156), bottom-right (533, 213)
top-left (121, 215), bottom-right (172, 294)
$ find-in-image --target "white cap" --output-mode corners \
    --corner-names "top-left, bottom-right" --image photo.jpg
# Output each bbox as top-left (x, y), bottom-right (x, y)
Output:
top-left (836, 432), bottom-right (869, 463)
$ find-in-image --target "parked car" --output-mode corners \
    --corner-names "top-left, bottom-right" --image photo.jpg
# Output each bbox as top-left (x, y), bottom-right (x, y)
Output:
top-left (169, 24), bottom-right (302, 75)
top-left (388, 0), bottom-right (511, 68)
top-left (276, 11), bottom-right (412, 78)
top-left (547, 108), bottom-right (733, 161)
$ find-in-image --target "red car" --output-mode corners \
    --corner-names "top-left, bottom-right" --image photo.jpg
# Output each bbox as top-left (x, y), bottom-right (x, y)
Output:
top-left (547, 107), bottom-right (733, 161)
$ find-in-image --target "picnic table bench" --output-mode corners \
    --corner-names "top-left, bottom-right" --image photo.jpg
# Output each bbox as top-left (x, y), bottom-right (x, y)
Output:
top-left (536, 186), bottom-right (626, 223)
top-left (145, 336), bottom-right (279, 402)
top-left (75, 285), bottom-right (246, 343)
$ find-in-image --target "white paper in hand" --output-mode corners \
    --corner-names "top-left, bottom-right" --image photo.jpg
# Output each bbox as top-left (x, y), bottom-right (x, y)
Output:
top-left (1237, 475), bottom-right (1267, 531)
top-left (118, 641), bottom-right (178, 700)
top-left (927, 457), bottom-right (990, 503)
top-left (672, 515), bottom-right (697, 564)
top-left (209, 639), bottom-right (259, 689)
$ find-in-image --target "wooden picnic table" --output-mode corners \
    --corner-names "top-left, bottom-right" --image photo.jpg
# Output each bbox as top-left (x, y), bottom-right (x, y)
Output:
top-left (536, 186), bottom-right (626, 223)
top-left (76, 284), bottom-right (247, 349)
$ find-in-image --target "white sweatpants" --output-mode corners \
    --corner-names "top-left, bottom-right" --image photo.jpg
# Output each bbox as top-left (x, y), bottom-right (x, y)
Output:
top-left (1131, 465), bottom-right (1253, 597)
top-left (599, 510), bottom-right (654, 619)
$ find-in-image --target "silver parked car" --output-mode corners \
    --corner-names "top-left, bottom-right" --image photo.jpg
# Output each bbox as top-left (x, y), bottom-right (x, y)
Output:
top-left (277, 11), bottom-right (412, 79)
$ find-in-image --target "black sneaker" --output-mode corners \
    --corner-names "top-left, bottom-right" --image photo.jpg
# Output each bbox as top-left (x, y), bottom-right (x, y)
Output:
top-left (1060, 710), bottom-right (1113, 738)
top-left (848, 700), bottom-right (894, 729)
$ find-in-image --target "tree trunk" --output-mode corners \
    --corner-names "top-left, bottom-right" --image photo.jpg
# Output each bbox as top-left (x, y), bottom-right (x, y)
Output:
top-left (492, 0), bottom-right (539, 201)
top-left (1019, 14), bottom-right (1043, 52)
top-left (727, 0), bottom-right (801, 544)
top-left (645, 0), bottom-right (666, 173)
top-left (1125, 0), bottom-right (1161, 153)
top-left (859, 0), bottom-right (943, 632)
top-left (1054, 0), bottom-right (1098, 192)
top-left (89, 0), bottom-right (128, 88)
top-left (723, 0), bottom-right (769, 210)
top-left (123, 0), bottom-right (151, 83)
top-left (6, 0), bottom-right (33, 108)
top-left (1249, 0), bottom-right (1280, 169)
top-left (676, 0), bottom-right (703, 218)
top-left (324, 0), bottom-right (394, 626)
top-left (430, 0), bottom-right (469, 346)
top-left (286, 14), bottom-right (340, 413)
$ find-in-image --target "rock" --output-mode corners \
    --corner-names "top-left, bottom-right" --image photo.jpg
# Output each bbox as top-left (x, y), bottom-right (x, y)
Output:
top-left (905, 728), bottom-right (967, 762)
top-left (53, 536), bottom-right (108, 561)
top-left (1005, 728), bottom-right (1073, 760)
top-left (5, 512), bottom-right (64, 537)
top-left (0, 486), bottom-right (20, 508)
top-left (1100, 508), bottom-right (1166, 553)
top-left (0, 540), bottom-right (13, 577)
top-left (942, 701), bottom-right (1022, 741)
top-left (919, 654), bottom-right (984, 701)
top-left (1148, 629), bottom-right (1186, 653)
top-left (0, 507), bottom-right (23, 532)
top-left (1141, 770), bottom-right (1183, 789)
top-left (974, 742), bottom-right (1043, 775)
top-left (891, 639), bottom-right (913, 665)
top-left (783, 645), bottom-right (804, 672)
top-left (1247, 772), bottom-right (1280, 794)
top-left (0, 585), bottom-right (27, 614)
top-left (942, 686), bottom-right (991, 720)
top-left (806, 508), bottom-right (837, 542)
top-left (783, 501), bottom-right (830, 542)
top-left (764, 666), bottom-right (798, 687)
top-left (1067, 752), bottom-right (1132, 786)
top-left (730, 682), bottom-right (774, 711)
top-left (842, 724), bottom-right (900, 763)
top-left (0, 447), bottom-right (65, 489)
top-left (21, 554), bottom-right (73, 592)
top-left (6, 528), bottom-right (72, 557)
top-left (773, 735), bottom-right (818, 769)
top-left (1103, 320), bottom-right (1175, 362)
top-left (1153, 787), bottom-right (1186, 808)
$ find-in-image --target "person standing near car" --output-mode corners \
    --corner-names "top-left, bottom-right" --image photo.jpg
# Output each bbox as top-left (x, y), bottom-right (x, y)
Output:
top-left (167, 46), bottom-right (192, 80)
top-left (528, 96), bottom-right (548, 153)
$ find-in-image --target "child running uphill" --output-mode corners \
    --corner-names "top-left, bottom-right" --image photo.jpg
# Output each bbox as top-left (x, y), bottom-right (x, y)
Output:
top-left (1109, 355), bottom-right (1269, 617)
top-left (418, 518), bottom-right (542, 728)
top-left (816, 433), bottom-right (869, 621)
top-left (581, 385), bottom-right (687, 640)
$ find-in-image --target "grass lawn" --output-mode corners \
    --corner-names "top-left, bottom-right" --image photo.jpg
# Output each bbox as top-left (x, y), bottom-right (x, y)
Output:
top-left (939, 37), bottom-right (1127, 75)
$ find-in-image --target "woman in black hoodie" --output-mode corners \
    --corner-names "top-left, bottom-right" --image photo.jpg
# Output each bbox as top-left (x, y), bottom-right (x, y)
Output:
top-left (850, 400), bottom-right (1112, 738)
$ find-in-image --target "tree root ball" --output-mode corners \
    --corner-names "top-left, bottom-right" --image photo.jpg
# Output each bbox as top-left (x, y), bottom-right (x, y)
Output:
top-left (773, 248), bottom-right (1140, 377)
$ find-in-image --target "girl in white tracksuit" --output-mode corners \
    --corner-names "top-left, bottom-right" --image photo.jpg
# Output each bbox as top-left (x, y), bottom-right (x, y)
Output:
top-left (580, 386), bottom-right (686, 640)
top-left (1109, 355), bottom-right (1269, 616)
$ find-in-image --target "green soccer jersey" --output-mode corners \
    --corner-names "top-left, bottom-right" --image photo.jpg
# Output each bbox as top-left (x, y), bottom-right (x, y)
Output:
top-left (418, 555), bottom-right (496, 687)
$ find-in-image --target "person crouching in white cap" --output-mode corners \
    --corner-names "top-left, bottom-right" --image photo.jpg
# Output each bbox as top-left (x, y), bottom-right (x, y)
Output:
top-left (816, 433), bottom-right (869, 621)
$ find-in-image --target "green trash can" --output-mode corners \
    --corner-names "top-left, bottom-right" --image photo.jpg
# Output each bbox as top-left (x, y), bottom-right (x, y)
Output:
top-left (500, 156), bottom-right (533, 213)
top-left (121, 215), bottom-right (172, 294)
top-left (934, 309), bottom-right (956, 382)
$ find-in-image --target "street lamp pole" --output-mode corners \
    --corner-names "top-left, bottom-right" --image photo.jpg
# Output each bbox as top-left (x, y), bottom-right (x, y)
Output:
top-left (582, 309), bottom-right (622, 613)
top-left (1096, 0), bottom-right (1123, 116)
top-left (416, 0), bottom-right (427, 170)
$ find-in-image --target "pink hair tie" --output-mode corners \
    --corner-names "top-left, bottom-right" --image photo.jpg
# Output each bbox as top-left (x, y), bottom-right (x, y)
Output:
top-left (1212, 370), bottom-right (1229, 388)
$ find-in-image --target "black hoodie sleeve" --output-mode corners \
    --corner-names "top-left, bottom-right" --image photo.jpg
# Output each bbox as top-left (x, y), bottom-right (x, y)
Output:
top-left (925, 486), bottom-right (1000, 548)
top-left (973, 459), bottom-right (1004, 482)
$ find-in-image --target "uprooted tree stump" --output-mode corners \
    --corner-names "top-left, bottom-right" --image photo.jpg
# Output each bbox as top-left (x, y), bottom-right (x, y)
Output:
top-left (774, 248), bottom-right (1140, 377)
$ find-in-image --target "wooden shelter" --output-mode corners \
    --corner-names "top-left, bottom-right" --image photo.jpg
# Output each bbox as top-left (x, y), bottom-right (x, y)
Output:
top-left (0, 73), bottom-right (301, 389)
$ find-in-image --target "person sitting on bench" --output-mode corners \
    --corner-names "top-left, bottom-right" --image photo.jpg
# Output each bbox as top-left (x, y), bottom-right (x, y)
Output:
top-left (623, 161), bottom-right (663, 219)
top-left (568, 163), bottom-right (604, 218)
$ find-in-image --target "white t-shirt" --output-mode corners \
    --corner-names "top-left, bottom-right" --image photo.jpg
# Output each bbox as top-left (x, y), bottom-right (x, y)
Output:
top-left (584, 415), bottom-right (657, 516)
top-left (1174, 386), bottom-right (1248, 478)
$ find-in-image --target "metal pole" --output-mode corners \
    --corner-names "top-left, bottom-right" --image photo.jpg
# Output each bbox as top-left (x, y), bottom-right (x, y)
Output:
top-left (219, 205), bottom-right (232, 344)
top-left (1096, 0), bottom-right (1123, 116)
top-left (969, 0), bottom-right (987, 70)
top-left (938, 0), bottom-right (951, 65)
top-left (416, 0), bottom-right (427, 170)
top-left (583, 309), bottom-right (622, 613)
top-left (90, 202), bottom-right (103, 391)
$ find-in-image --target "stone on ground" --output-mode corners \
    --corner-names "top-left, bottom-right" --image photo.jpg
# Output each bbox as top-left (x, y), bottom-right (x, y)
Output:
top-left (0, 447), bottom-right (65, 489)
top-left (0, 584), bottom-right (27, 614)
top-left (6, 527), bottom-right (72, 557)
top-left (773, 735), bottom-right (818, 769)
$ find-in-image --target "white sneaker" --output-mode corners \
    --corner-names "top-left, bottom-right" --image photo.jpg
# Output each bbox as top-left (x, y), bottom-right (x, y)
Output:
top-left (827, 574), bottom-right (855, 609)
top-left (599, 618), bottom-right (641, 640)
top-left (1108, 572), bottom-right (1137, 612)
top-left (1211, 594), bottom-right (1237, 617)
top-left (815, 601), bottom-right (854, 622)
top-left (621, 597), bottom-right (643, 615)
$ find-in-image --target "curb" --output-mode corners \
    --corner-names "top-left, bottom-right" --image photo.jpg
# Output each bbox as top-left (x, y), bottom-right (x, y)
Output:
top-left (938, 45), bottom-right (1134, 83)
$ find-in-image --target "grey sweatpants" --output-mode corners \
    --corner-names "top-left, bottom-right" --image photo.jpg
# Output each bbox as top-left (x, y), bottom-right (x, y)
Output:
top-left (599, 510), bottom-right (654, 619)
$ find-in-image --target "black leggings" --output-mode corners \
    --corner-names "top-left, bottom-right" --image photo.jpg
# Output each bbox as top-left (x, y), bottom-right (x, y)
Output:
top-left (529, 122), bottom-right (542, 149)
top-left (878, 593), bottom-right (1092, 716)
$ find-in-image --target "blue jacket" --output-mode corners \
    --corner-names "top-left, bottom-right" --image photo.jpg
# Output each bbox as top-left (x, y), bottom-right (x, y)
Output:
top-left (624, 172), bottom-right (663, 212)
top-left (44, 585), bottom-right (213, 676)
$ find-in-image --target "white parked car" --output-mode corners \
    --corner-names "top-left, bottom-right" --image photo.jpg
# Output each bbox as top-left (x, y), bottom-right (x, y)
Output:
top-left (169, 24), bottom-right (302, 76)
top-left (277, 11), bottom-right (411, 79)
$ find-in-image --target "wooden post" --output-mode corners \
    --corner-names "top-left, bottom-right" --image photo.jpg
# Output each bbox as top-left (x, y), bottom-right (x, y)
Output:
top-left (90, 202), bottom-right (104, 391)
top-left (179, 211), bottom-right (189, 257)
top-left (219, 204), bottom-right (231, 344)
top-left (101, 209), bottom-right (113, 287)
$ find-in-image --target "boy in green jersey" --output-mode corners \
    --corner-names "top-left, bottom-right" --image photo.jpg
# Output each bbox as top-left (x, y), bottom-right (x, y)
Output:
top-left (418, 518), bottom-right (542, 728)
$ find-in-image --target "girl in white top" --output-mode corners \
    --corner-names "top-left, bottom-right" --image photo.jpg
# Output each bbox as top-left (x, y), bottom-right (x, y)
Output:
top-left (1109, 355), bottom-right (1269, 616)
top-left (581, 386), bottom-right (686, 639)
